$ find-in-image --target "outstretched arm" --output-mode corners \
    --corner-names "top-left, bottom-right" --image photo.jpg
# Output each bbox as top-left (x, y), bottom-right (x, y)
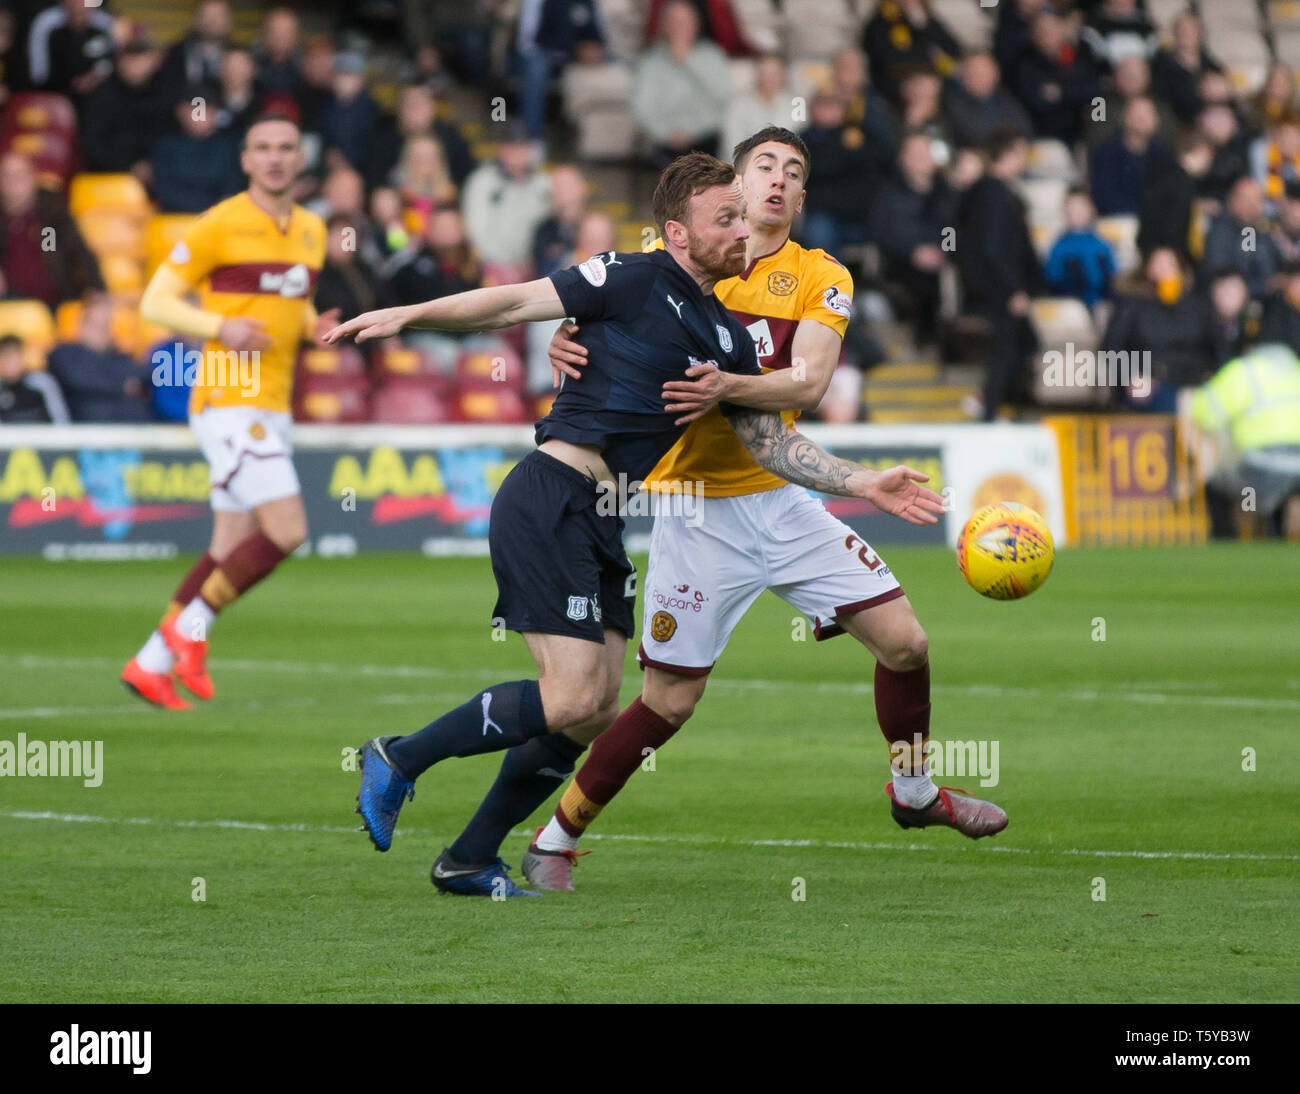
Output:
top-left (721, 404), bottom-right (944, 525)
top-left (323, 278), bottom-right (567, 344)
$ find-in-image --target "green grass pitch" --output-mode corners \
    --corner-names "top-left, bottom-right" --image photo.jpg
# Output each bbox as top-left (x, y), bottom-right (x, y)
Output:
top-left (1, 544), bottom-right (1297, 1003)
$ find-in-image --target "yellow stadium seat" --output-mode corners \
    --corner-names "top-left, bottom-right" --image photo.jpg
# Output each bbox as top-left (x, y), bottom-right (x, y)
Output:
top-left (0, 299), bottom-right (55, 371)
top-left (100, 253), bottom-right (145, 294)
top-left (68, 173), bottom-right (151, 219)
top-left (54, 299), bottom-right (142, 355)
top-left (144, 214), bottom-right (198, 279)
top-left (76, 209), bottom-right (145, 258)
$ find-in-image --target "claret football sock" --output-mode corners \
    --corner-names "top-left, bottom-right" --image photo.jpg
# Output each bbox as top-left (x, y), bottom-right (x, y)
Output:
top-left (876, 660), bottom-right (937, 809)
top-left (165, 551), bottom-right (218, 620)
top-left (448, 732), bottom-right (586, 864)
top-left (386, 679), bottom-right (548, 779)
top-left (550, 697), bottom-right (679, 839)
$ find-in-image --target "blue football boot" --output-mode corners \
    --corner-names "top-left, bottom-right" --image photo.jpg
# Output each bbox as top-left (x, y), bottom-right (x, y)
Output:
top-left (431, 848), bottom-right (540, 897)
top-left (356, 736), bottom-right (414, 851)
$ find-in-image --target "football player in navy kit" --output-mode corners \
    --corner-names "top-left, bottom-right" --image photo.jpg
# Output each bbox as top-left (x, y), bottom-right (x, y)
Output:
top-left (323, 152), bottom-right (944, 895)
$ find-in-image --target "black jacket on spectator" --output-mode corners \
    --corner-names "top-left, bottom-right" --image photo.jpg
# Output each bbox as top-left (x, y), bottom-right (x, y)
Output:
top-left (993, 2), bottom-right (1034, 74)
top-left (1090, 135), bottom-right (1172, 216)
top-left (150, 131), bottom-right (244, 213)
top-left (368, 118), bottom-right (475, 192)
top-left (31, 9), bottom-right (114, 96)
top-left (381, 247), bottom-right (481, 309)
top-left (942, 82), bottom-right (1033, 149)
top-left (0, 376), bottom-right (56, 422)
top-left (1256, 295), bottom-right (1300, 355)
top-left (155, 33), bottom-right (228, 106)
top-left (869, 168), bottom-right (957, 270)
top-left (1007, 46), bottom-right (1100, 147)
top-left (81, 72), bottom-right (173, 173)
top-left (315, 259), bottom-right (381, 319)
top-left (47, 344), bottom-right (154, 423)
top-left (1201, 213), bottom-right (1282, 297)
top-left (861, 4), bottom-right (961, 106)
top-left (1103, 283), bottom-right (1218, 389)
top-left (799, 124), bottom-right (877, 227)
top-left (955, 174), bottom-right (1043, 313)
top-left (0, 191), bottom-right (104, 305)
top-left (1137, 161), bottom-right (1201, 261)
top-left (1203, 136), bottom-right (1252, 205)
top-left (1152, 48), bottom-right (1222, 125)
top-left (532, 216), bottom-right (578, 278)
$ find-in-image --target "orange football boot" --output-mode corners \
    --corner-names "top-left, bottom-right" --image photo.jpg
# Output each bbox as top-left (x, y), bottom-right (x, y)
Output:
top-left (159, 615), bottom-right (215, 700)
top-left (885, 782), bottom-right (1008, 839)
top-left (121, 657), bottom-right (192, 710)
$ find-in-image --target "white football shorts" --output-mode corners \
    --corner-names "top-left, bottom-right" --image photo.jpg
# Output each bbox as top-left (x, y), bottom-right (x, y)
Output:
top-left (638, 483), bottom-right (904, 675)
top-left (190, 407), bottom-right (300, 512)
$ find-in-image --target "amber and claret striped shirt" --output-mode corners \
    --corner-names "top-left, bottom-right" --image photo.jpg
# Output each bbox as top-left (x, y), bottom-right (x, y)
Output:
top-left (161, 192), bottom-right (326, 414)
top-left (644, 236), bottom-right (854, 496)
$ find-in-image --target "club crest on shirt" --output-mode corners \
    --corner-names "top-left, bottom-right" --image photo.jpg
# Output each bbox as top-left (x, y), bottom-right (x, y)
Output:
top-left (716, 325), bottom-right (732, 352)
top-left (249, 422), bottom-right (266, 440)
top-left (578, 255), bottom-right (607, 286)
top-left (169, 241), bottom-right (191, 265)
top-left (566, 595), bottom-right (589, 621)
top-left (767, 271), bottom-right (798, 296)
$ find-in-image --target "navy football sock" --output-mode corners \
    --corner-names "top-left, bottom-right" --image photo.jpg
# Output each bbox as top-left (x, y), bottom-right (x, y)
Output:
top-left (387, 680), bottom-right (548, 779)
top-left (448, 733), bottom-right (587, 865)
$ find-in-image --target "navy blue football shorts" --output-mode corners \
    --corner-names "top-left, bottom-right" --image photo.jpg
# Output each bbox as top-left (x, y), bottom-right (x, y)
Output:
top-left (489, 450), bottom-right (636, 642)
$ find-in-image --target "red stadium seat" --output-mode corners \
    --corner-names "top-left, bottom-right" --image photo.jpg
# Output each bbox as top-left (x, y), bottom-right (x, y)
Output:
top-left (454, 341), bottom-right (525, 390)
top-left (293, 374), bottom-right (370, 422)
top-left (299, 345), bottom-right (368, 378)
top-left (372, 343), bottom-right (445, 381)
top-left (450, 381), bottom-right (529, 423)
top-left (2, 93), bottom-right (77, 147)
top-left (370, 378), bottom-right (453, 424)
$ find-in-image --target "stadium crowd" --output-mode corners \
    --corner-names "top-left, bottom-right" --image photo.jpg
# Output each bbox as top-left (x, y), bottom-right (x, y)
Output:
top-left (2, 0), bottom-right (1300, 427)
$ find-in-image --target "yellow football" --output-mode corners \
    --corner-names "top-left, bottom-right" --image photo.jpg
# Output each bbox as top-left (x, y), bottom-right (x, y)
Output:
top-left (957, 502), bottom-right (1054, 600)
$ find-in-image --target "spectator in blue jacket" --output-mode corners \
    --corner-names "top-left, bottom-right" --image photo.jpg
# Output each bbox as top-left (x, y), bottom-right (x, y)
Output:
top-left (1089, 96), bottom-right (1171, 216)
top-left (317, 51), bottom-right (379, 173)
top-left (150, 99), bottom-right (243, 213)
top-left (1045, 189), bottom-right (1117, 308)
top-left (47, 294), bottom-right (154, 423)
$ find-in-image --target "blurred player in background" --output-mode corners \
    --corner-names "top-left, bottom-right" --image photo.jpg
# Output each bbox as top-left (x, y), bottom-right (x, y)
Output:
top-left (519, 127), bottom-right (1007, 891)
top-left (121, 114), bottom-right (336, 709)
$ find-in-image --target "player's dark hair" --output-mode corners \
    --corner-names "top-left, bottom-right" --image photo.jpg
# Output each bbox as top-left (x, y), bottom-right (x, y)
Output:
top-left (242, 112), bottom-right (301, 148)
top-left (0, 334), bottom-right (21, 352)
top-left (652, 151), bottom-right (741, 236)
top-left (983, 126), bottom-right (1026, 165)
top-left (732, 126), bottom-right (811, 182)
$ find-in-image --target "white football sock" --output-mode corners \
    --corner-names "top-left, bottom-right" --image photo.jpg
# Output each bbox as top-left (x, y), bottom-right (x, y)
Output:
top-left (892, 773), bottom-right (938, 809)
top-left (174, 596), bottom-right (216, 643)
top-left (535, 816), bottom-right (580, 853)
top-left (135, 630), bottom-right (173, 673)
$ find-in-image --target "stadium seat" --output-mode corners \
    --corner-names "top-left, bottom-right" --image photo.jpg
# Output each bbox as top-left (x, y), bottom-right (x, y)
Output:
top-left (4, 129), bottom-right (76, 189)
top-left (533, 392), bottom-right (555, 419)
top-left (99, 254), bottom-right (145, 294)
top-left (2, 92), bottom-right (77, 147)
top-left (299, 345), bottom-right (367, 378)
top-left (781, 0), bottom-right (864, 60)
top-left (0, 299), bottom-right (56, 371)
top-left (76, 209), bottom-right (146, 258)
top-left (562, 61), bottom-right (636, 161)
top-left (370, 378), bottom-right (453, 424)
top-left (293, 375), bottom-right (370, 423)
top-left (929, 0), bottom-right (994, 51)
top-left (594, 0), bottom-right (643, 60)
top-left (1026, 139), bottom-right (1079, 183)
top-left (1020, 177), bottom-right (1068, 258)
top-left (1147, 0), bottom-right (1191, 29)
top-left (1028, 297), bottom-right (1107, 407)
top-left (144, 214), bottom-right (199, 279)
top-left (727, 58), bottom-right (757, 94)
top-left (1096, 214), bottom-right (1140, 276)
top-left (454, 341), bottom-right (525, 390)
top-left (373, 343), bottom-right (448, 381)
top-left (68, 173), bottom-right (151, 219)
top-left (450, 382), bottom-right (529, 424)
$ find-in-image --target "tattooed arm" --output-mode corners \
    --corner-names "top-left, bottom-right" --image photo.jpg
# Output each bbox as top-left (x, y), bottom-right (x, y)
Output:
top-left (720, 404), bottom-right (946, 526)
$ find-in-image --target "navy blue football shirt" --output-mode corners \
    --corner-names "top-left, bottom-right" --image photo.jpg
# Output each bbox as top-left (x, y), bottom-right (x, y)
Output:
top-left (540, 249), bottom-right (762, 482)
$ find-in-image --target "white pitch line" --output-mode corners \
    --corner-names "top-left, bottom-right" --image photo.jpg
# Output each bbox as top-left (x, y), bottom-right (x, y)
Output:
top-left (1, 655), bottom-right (1297, 712)
top-left (0, 692), bottom-right (468, 721)
top-left (0, 809), bottom-right (1296, 864)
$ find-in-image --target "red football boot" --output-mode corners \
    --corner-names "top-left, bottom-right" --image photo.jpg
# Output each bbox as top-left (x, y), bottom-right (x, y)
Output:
top-left (121, 657), bottom-right (192, 710)
top-left (885, 782), bottom-right (1008, 839)
top-left (159, 615), bottom-right (215, 700)
top-left (520, 826), bottom-right (591, 891)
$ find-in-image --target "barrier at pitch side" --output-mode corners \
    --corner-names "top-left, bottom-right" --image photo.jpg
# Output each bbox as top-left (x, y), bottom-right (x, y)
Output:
top-left (0, 423), bottom-right (1067, 558)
